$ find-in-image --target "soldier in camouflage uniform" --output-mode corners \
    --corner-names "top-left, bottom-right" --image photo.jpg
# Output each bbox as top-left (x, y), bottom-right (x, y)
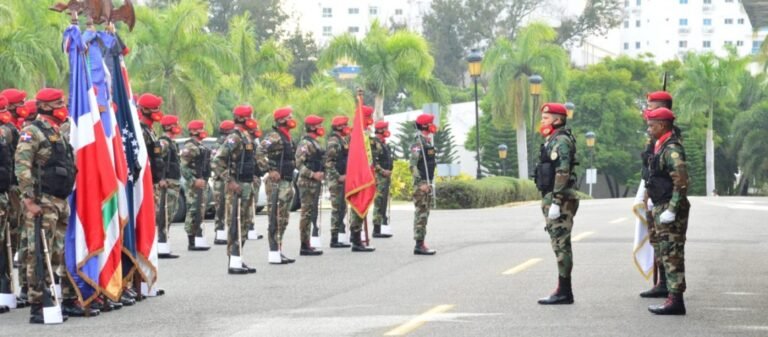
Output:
top-left (158, 115), bottom-right (183, 258)
top-left (258, 107), bottom-right (297, 264)
top-left (324, 116), bottom-right (351, 248)
top-left (644, 107), bottom-right (689, 316)
top-left (16, 88), bottom-right (99, 323)
top-left (295, 115), bottom-right (325, 256)
top-left (371, 120), bottom-right (393, 238)
top-left (19, 100), bottom-right (38, 128)
top-left (0, 96), bottom-right (15, 313)
top-left (181, 120), bottom-right (212, 251)
top-left (410, 114), bottom-right (438, 256)
top-left (213, 105), bottom-right (258, 274)
top-left (212, 120), bottom-right (235, 245)
top-left (534, 103), bottom-right (579, 305)
top-left (246, 120), bottom-right (264, 241)
top-left (346, 105), bottom-right (376, 253)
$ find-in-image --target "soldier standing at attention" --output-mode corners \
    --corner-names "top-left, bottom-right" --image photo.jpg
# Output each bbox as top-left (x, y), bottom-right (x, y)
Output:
top-left (534, 103), bottom-right (579, 305)
top-left (213, 120), bottom-right (235, 245)
top-left (295, 115), bottom-right (325, 256)
top-left (246, 119), bottom-right (264, 241)
top-left (0, 96), bottom-right (15, 313)
top-left (347, 105), bottom-right (375, 253)
top-left (371, 120), bottom-right (393, 238)
top-left (158, 115), bottom-right (183, 258)
top-left (410, 114), bottom-right (438, 256)
top-left (644, 107), bottom-right (689, 316)
top-left (324, 116), bottom-right (351, 248)
top-left (181, 120), bottom-right (211, 251)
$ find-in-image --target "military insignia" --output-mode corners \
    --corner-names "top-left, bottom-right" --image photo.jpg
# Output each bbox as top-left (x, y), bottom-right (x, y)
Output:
top-left (20, 131), bottom-right (33, 143)
top-left (245, 144), bottom-right (253, 150)
top-left (542, 105), bottom-right (550, 113)
top-left (550, 151), bottom-right (558, 161)
top-left (262, 139), bottom-right (272, 147)
top-left (343, 145), bottom-right (349, 150)
top-left (671, 152), bottom-right (679, 159)
top-left (427, 149), bottom-right (435, 155)
top-left (410, 145), bottom-right (420, 155)
top-left (154, 146), bottom-right (161, 154)
top-left (49, 134), bottom-right (60, 142)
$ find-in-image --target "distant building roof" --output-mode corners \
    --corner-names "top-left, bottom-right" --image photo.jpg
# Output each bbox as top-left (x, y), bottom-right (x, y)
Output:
top-left (742, 0), bottom-right (768, 30)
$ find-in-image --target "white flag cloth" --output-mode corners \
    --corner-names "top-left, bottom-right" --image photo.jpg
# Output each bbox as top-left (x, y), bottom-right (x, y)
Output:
top-left (632, 180), bottom-right (654, 280)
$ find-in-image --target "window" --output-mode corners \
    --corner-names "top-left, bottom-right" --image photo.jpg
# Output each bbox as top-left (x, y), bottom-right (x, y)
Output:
top-left (738, 18), bottom-right (745, 24)
top-left (679, 0), bottom-right (687, 3)
top-left (724, 40), bottom-right (733, 45)
top-left (679, 40), bottom-right (687, 48)
top-left (322, 26), bottom-right (332, 36)
top-left (725, 18), bottom-right (733, 24)
top-left (322, 8), bottom-right (332, 18)
top-left (624, 42), bottom-right (629, 50)
top-left (703, 40), bottom-right (711, 48)
top-left (703, 0), bottom-right (711, 3)
top-left (348, 8), bottom-right (359, 14)
top-left (635, 20), bottom-right (641, 27)
top-left (737, 40), bottom-right (744, 46)
top-left (369, 6), bottom-right (378, 15)
top-left (624, 21), bottom-right (629, 28)
top-left (395, 9), bottom-right (403, 15)
top-left (636, 0), bottom-right (641, 5)
top-left (703, 18), bottom-right (712, 25)
top-left (636, 41), bottom-right (641, 49)
top-left (679, 18), bottom-right (688, 26)
top-left (624, 0), bottom-right (629, 7)
top-left (348, 26), bottom-right (359, 33)
top-left (725, 0), bottom-right (733, 2)
top-left (754, 41), bottom-right (762, 49)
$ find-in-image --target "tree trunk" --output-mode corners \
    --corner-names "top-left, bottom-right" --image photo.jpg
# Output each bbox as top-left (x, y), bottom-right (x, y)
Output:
top-left (374, 95), bottom-right (385, 120)
top-left (516, 118), bottom-right (529, 180)
top-left (706, 110), bottom-right (716, 196)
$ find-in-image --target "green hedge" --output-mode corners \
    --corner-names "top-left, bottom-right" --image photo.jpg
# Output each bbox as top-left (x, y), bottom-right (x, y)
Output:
top-left (435, 176), bottom-right (541, 209)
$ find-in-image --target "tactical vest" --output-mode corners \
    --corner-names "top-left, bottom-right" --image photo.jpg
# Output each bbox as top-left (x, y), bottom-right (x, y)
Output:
top-left (534, 128), bottom-right (577, 193)
top-left (33, 121), bottom-right (76, 199)
top-left (270, 129), bottom-right (295, 181)
top-left (416, 136), bottom-right (436, 181)
top-left (640, 141), bottom-right (654, 182)
top-left (142, 124), bottom-right (165, 184)
top-left (374, 137), bottom-right (393, 171)
top-left (232, 130), bottom-right (256, 183)
top-left (3, 123), bottom-right (19, 186)
top-left (645, 137), bottom-right (684, 205)
top-left (160, 136), bottom-right (181, 180)
top-left (0, 131), bottom-right (12, 192)
top-left (329, 134), bottom-right (348, 175)
top-left (185, 139), bottom-right (212, 180)
top-left (303, 136), bottom-right (325, 173)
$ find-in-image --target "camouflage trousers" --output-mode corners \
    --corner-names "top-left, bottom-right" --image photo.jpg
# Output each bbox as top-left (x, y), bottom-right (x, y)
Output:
top-left (298, 178), bottom-right (321, 243)
top-left (328, 180), bottom-right (347, 235)
top-left (154, 179), bottom-right (180, 243)
top-left (248, 177), bottom-right (262, 230)
top-left (213, 179), bottom-right (226, 231)
top-left (0, 193), bottom-right (11, 290)
top-left (184, 181), bottom-right (206, 236)
top-left (23, 194), bottom-right (77, 304)
top-left (542, 198), bottom-right (579, 278)
top-left (412, 183), bottom-right (432, 241)
top-left (265, 179), bottom-right (293, 251)
top-left (653, 199), bottom-right (689, 294)
top-left (225, 181), bottom-right (254, 256)
top-left (7, 187), bottom-right (26, 286)
top-left (372, 174), bottom-right (390, 227)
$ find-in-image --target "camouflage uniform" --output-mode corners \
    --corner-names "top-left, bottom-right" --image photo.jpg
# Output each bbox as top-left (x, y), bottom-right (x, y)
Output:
top-left (213, 128), bottom-right (256, 256)
top-left (258, 128), bottom-right (295, 253)
top-left (14, 119), bottom-right (77, 305)
top-left (295, 135), bottom-right (324, 245)
top-left (248, 139), bottom-right (263, 234)
top-left (158, 135), bottom-right (181, 241)
top-left (410, 134), bottom-right (436, 241)
top-left (0, 121), bottom-right (24, 290)
top-left (180, 138), bottom-right (211, 237)
top-left (371, 136), bottom-right (393, 231)
top-left (211, 134), bottom-right (227, 240)
top-left (140, 123), bottom-right (167, 245)
top-left (0, 124), bottom-right (15, 300)
top-left (324, 133), bottom-right (349, 240)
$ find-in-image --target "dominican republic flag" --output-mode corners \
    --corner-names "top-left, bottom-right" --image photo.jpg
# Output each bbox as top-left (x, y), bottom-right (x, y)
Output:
top-left (344, 94), bottom-right (376, 218)
top-left (63, 25), bottom-right (120, 306)
top-left (107, 33), bottom-right (158, 290)
top-left (86, 30), bottom-right (129, 301)
top-left (632, 180), bottom-right (654, 280)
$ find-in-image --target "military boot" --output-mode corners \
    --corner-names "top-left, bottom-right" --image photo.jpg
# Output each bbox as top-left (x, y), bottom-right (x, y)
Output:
top-left (640, 266), bottom-right (668, 298)
top-left (0, 304), bottom-right (7, 313)
top-left (280, 254), bottom-right (296, 264)
top-left (648, 293), bottom-right (686, 315)
top-left (29, 303), bottom-right (69, 324)
top-left (414, 240), bottom-right (436, 255)
top-left (351, 231), bottom-right (375, 252)
top-left (372, 225), bottom-right (392, 238)
top-left (300, 242), bottom-right (323, 256)
top-left (187, 235), bottom-right (210, 251)
top-left (330, 232), bottom-right (351, 248)
top-left (62, 298), bottom-right (100, 317)
top-left (538, 276), bottom-right (574, 305)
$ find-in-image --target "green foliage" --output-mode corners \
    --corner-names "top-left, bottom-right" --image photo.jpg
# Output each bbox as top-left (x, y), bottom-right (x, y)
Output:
top-left (208, 0), bottom-right (287, 42)
top-left (284, 29), bottom-right (319, 88)
top-left (389, 160), bottom-right (414, 201)
top-left (556, 0), bottom-right (623, 46)
top-left (464, 113), bottom-right (519, 177)
top-left (433, 120), bottom-right (459, 163)
top-left (435, 176), bottom-right (539, 209)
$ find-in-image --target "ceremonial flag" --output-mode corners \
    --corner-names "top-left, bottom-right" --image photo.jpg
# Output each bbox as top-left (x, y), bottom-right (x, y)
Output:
top-left (63, 25), bottom-right (120, 305)
top-left (344, 94), bottom-right (376, 217)
top-left (632, 180), bottom-right (654, 280)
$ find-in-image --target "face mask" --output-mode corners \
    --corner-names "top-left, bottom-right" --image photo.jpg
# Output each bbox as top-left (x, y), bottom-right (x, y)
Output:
top-left (286, 119), bottom-right (297, 129)
top-left (245, 119), bottom-right (258, 130)
top-left (52, 107), bottom-right (69, 122)
top-left (382, 130), bottom-right (391, 138)
top-left (365, 118), bottom-right (373, 127)
top-left (428, 124), bottom-right (437, 134)
top-left (342, 127), bottom-right (351, 136)
top-left (253, 129), bottom-right (263, 138)
top-left (151, 111), bottom-right (163, 122)
top-left (197, 131), bottom-right (208, 140)
top-left (16, 107), bottom-right (30, 119)
top-left (539, 124), bottom-right (554, 137)
top-left (171, 126), bottom-right (182, 135)
top-left (315, 127), bottom-right (325, 137)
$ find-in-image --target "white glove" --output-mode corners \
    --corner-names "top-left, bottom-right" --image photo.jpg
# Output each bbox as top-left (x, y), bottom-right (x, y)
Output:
top-left (659, 210), bottom-right (676, 224)
top-left (547, 203), bottom-right (561, 220)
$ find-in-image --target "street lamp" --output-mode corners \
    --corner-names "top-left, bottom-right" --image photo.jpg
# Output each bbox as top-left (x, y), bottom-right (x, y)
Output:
top-left (467, 48), bottom-right (483, 180)
top-left (565, 101), bottom-right (575, 119)
top-left (585, 131), bottom-right (596, 197)
top-left (529, 74), bottom-right (543, 131)
top-left (498, 144), bottom-right (508, 176)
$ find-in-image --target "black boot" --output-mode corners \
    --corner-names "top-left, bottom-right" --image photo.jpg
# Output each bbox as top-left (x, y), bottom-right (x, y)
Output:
top-left (281, 254), bottom-right (296, 264)
top-left (158, 252), bottom-right (179, 259)
top-left (538, 276), bottom-right (574, 305)
top-left (351, 232), bottom-right (375, 252)
top-left (414, 240), bottom-right (436, 255)
top-left (62, 299), bottom-right (100, 317)
top-left (330, 233), bottom-right (351, 248)
top-left (640, 266), bottom-right (668, 298)
top-left (372, 224), bottom-right (392, 238)
top-left (300, 242), bottom-right (323, 256)
top-left (649, 293), bottom-right (686, 315)
top-left (29, 303), bottom-right (68, 323)
top-left (120, 292), bottom-right (136, 306)
top-left (91, 296), bottom-right (112, 313)
top-left (0, 305), bottom-right (7, 313)
top-left (187, 235), bottom-right (210, 251)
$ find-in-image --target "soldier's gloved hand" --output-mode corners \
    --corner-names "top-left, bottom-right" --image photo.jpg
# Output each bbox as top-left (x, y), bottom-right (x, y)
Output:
top-left (381, 170), bottom-right (392, 177)
top-left (419, 183), bottom-right (430, 193)
top-left (312, 172), bottom-right (325, 181)
top-left (659, 209), bottom-right (676, 224)
top-left (547, 203), bottom-right (561, 220)
top-left (23, 198), bottom-right (42, 217)
top-left (194, 179), bottom-right (206, 189)
top-left (338, 175), bottom-right (346, 183)
top-left (269, 171), bottom-right (281, 182)
top-left (227, 181), bottom-right (241, 193)
top-left (159, 180), bottom-right (168, 188)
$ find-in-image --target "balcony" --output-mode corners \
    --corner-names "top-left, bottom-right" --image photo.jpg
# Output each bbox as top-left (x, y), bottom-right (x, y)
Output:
top-left (678, 27), bottom-right (691, 34)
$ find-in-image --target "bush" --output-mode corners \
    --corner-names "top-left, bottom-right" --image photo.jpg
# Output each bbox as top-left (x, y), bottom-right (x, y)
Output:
top-left (389, 160), bottom-right (414, 201)
top-left (435, 176), bottom-right (540, 209)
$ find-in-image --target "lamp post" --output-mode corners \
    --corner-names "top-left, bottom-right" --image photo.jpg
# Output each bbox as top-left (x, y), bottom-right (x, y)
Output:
top-left (498, 144), bottom-right (508, 176)
top-left (585, 131), bottom-right (596, 197)
top-left (528, 74), bottom-right (543, 131)
top-left (467, 48), bottom-right (483, 180)
top-left (565, 101), bottom-right (575, 120)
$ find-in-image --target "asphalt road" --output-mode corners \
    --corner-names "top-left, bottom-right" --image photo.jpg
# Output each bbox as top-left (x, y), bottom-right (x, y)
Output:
top-left (2, 196), bottom-right (767, 336)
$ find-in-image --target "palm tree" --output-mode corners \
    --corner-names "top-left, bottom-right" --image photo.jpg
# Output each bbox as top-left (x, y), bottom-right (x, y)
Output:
top-left (674, 48), bottom-right (748, 195)
top-left (319, 20), bottom-right (447, 119)
top-left (482, 23), bottom-right (569, 179)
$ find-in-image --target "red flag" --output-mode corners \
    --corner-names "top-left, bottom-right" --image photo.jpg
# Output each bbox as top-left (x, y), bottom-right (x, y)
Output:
top-left (344, 93), bottom-right (376, 217)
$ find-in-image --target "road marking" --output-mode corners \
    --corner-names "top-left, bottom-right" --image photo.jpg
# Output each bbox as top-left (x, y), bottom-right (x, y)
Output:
top-left (609, 217), bottom-right (627, 224)
top-left (572, 231), bottom-right (595, 242)
top-left (384, 304), bottom-right (455, 336)
top-left (502, 258), bottom-right (543, 276)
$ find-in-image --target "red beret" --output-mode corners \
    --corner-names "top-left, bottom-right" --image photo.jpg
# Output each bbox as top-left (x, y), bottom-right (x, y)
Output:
top-left (0, 89), bottom-right (27, 104)
top-left (646, 107), bottom-right (676, 121)
top-left (415, 113), bottom-right (434, 125)
top-left (137, 93), bottom-right (163, 109)
top-left (0, 96), bottom-right (7, 109)
top-left (187, 119), bottom-right (205, 130)
top-left (219, 120), bottom-right (235, 131)
top-left (361, 105), bottom-right (374, 117)
top-left (273, 106), bottom-right (292, 120)
top-left (540, 103), bottom-right (567, 116)
top-left (35, 88), bottom-right (64, 102)
top-left (24, 100), bottom-right (37, 114)
top-left (304, 114), bottom-right (324, 125)
top-left (647, 91), bottom-right (673, 101)
top-left (332, 116), bottom-right (349, 127)
top-left (233, 105), bottom-right (253, 118)
top-left (375, 120), bottom-right (389, 129)
top-left (160, 115), bottom-right (179, 126)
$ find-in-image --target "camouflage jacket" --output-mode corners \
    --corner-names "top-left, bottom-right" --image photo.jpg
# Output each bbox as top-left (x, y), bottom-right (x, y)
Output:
top-left (180, 138), bottom-right (210, 182)
top-left (295, 135), bottom-right (324, 181)
top-left (212, 127), bottom-right (254, 182)
top-left (324, 133), bottom-right (348, 183)
top-left (258, 128), bottom-right (294, 176)
top-left (541, 128), bottom-right (577, 205)
top-left (409, 133), bottom-right (435, 186)
top-left (647, 135), bottom-right (688, 211)
top-left (370, 135), bottom-right (392, 174)
top-left (14, 119), bottom-right (72, 198)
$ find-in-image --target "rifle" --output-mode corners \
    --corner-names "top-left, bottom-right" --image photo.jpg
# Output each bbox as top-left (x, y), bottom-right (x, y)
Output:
top-left (228, 189), bottom-right (242, 255)
top-left (194, 146), bottom-right (210, 234)
top-left (156, 187), bottom-right (167, 243)
top-left (268, 180), bottom-right (279, 252)
top-left (418, 134), bottom-right (437, 208)
top-left (1, 218), bottom-right (15, 298)
top-left (662, 71), bottom-right (668, 92)
top-left (311, 183), bottom-right (322, 240)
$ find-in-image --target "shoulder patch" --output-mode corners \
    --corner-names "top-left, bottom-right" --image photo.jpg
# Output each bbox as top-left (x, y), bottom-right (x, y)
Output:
top-left (411, 144), bottom-right (421, 155)
top-left (20, 131), bottom-right (33, 143)
top-left (671, 152), bottom-right (679, 159)
top-left (550, 151), bottom-right (558, 161)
